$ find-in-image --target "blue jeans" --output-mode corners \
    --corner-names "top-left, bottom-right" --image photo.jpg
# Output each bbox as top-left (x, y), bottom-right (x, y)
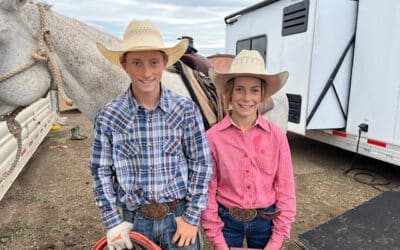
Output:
top-left (218, 204), bottom-right (275, 248)
top-left (123, 202), bottom-right (200, 250)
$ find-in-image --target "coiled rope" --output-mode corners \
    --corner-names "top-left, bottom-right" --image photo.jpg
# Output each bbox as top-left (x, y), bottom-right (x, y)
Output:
top-left (0, 107), bottom-right (23, 185)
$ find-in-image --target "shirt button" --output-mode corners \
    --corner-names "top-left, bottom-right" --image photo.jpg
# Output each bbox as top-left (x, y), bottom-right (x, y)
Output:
top-left (247, 186), bottom-right (250, 189)
top-left (246, 170), bottom-right (249, 173)
top-left (244, 153), bottom-right (248, 158)
top-left (147, 118), bottom-right (151, 122)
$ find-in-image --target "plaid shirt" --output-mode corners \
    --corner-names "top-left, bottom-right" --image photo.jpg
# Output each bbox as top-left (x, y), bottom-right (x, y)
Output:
top-left (90, 85), bottom-right (213, 229)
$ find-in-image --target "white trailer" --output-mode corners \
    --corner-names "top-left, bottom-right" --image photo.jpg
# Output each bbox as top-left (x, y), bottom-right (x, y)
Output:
top-left (224, 0), bottom-right (400, 166)
top-left (0, 92), bottom-right (58, 200)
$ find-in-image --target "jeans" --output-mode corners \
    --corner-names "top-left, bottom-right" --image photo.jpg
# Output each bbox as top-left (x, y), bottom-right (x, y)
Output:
top-left (218, 203), bottom-right (275, 249)
top-left (123, 202), bottom-right (200, 250)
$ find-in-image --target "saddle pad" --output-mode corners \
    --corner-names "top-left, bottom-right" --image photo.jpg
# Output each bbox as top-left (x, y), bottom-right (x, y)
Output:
top-left (299, 188), bottom-right (400, 250)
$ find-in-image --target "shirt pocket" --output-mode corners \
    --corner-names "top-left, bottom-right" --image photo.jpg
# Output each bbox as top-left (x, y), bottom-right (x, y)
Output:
top-left (254, 150), bottom-right (276, 176)
top-left (112, 133), bottom-right (139, 162)
top-left (163, 137), bottom-right (182, 156)
top-left (162, 137), bottom-right (183, 175)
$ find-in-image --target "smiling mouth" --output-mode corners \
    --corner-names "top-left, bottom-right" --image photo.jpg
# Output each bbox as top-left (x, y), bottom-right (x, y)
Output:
top-left (139, 79), bottom-right (155, 85)
top-left (239, 103), bottom-right (254, 110)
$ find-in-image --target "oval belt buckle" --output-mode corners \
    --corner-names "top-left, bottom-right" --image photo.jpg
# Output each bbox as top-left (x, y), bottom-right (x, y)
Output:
top-left (141, 203), bottom-right (169, 220)
top-left (229, 208), bottom-right (257, 222)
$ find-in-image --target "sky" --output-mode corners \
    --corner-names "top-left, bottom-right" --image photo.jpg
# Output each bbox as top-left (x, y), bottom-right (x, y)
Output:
top-left (47, 0), bottom-right (256, 56)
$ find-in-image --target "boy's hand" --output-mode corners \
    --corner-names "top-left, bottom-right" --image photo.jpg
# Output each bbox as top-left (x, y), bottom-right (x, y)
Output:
top-left (171, 216), bottom-right (198, 247)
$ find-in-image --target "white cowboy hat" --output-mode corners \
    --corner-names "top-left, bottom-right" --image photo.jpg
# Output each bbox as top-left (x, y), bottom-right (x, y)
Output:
top-left (209, 50), bottom-right (289, 98)
top-left (97, 19), bottom-right (188, 68)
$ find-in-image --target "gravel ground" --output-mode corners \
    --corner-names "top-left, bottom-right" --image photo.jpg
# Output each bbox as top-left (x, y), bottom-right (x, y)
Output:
top-left (1, 110), bottom-right (399, 249)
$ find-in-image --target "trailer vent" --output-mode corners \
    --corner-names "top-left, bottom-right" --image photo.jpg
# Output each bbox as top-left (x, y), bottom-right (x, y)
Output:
top-left (287, 94), bottom-right (302, 124)
top-left (282, 0), bottom-right (309, 36)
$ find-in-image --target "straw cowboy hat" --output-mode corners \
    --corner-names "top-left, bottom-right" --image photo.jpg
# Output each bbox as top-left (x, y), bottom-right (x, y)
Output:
top-left (97, 19), bottom-right (188, 68)
top-left (209, 50), bottom-right (289, 98)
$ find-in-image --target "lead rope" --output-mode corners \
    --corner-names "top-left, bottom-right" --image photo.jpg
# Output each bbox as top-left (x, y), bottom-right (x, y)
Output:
top-left (0, 3), bottom-right (71, 186)
top-left (36, 3), bottom-right (73, 106)
top-left (0, 3), bottom-right (73, 105)
top-left (0, 107), bottom-right (24, 185)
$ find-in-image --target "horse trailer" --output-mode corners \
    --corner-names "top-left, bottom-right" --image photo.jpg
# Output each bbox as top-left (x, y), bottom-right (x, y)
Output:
top-left (224, 0), bottom-right (400, 166)
top-left (0, 92), bottom-right (58, 200)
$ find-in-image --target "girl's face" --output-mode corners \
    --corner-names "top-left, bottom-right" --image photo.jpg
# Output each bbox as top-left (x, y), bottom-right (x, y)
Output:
top-left (230, 76), bottom-right (262, 120)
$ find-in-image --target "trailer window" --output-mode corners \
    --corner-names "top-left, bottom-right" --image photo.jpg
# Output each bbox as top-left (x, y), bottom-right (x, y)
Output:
top-left (236, 35), bottom-right (267, 62)
top-left (236, 40), bottom-right (251, 55)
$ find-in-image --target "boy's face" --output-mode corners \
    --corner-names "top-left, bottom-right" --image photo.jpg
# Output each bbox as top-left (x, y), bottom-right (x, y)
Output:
top-left (122, 50), bottom-right (167, 96)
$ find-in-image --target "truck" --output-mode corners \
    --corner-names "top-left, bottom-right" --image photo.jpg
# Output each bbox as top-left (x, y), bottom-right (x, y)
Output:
top-left (0, 92), bottom-right (58, 200)
top-left (223, 0), bottom-right (400, 166)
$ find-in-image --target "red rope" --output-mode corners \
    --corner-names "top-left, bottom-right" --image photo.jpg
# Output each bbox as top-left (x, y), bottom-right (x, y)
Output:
top-left (92, 232), bottom-right (161, 250)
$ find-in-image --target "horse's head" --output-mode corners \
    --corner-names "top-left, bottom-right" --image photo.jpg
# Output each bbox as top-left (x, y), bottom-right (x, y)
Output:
top-left (0, 0), bottom-right (51, 115)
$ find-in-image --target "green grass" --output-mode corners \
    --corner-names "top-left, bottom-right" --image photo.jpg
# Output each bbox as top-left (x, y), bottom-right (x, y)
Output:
top-left (52, 222), bottom-right (73, 233)
top-left (32, 192), bottom-right (46, 202)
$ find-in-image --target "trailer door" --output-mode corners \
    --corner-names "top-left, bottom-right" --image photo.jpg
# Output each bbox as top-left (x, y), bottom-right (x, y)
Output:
top-left (225, 0), bottom-right (357, 135)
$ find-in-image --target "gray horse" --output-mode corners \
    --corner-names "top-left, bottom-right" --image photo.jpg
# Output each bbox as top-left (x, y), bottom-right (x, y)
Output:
top-left (0, 0), bottom-right (288, 130)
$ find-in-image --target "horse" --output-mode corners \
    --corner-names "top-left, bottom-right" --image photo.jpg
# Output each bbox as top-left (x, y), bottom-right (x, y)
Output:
top-left (0, 0), bottom-right (288, 131)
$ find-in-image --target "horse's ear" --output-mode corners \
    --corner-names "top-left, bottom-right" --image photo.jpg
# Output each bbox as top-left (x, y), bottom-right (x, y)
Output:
top-left (0, 0), bottom-right (28, 11)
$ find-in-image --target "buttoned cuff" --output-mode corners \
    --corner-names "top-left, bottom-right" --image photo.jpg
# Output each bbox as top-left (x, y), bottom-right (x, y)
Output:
top-left (182, 206), bottom-right (201, 226)
top-left (102, 207), bottom-right (123, 229)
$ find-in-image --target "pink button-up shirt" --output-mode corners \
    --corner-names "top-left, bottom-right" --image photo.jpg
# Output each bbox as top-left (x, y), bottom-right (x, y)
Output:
top-left (201, 114), bottom-right (296, 250)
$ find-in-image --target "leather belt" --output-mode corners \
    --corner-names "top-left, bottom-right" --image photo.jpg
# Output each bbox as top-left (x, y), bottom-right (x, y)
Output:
top-left (228, 207), bottom-right (281, 222)
top-left (140, 199), bottom-right (184, 220)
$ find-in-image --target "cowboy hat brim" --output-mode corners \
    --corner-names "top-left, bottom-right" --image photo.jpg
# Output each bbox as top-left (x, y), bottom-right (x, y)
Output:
top-left (208, 68), bottom-right (289, 98)
top-left (97, 39), bottom-right (189, 68)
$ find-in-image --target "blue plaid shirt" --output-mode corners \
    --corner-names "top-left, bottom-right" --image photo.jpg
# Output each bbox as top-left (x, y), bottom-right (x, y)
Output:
top-left (90, 85), bottom-right (213, 229)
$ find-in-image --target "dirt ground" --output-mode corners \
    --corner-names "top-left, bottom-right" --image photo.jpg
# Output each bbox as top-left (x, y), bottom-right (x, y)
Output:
top-left (1, 110), bottom-right (399, 250)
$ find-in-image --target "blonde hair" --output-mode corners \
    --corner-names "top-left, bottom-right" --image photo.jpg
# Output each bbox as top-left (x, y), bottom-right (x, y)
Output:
top-left (222, 78), bottom-right (268, 112)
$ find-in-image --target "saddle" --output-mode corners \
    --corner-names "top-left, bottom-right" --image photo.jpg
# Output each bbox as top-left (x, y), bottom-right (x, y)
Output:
top-left (171, 57), bottom-right (224, 130)
top-left (180, 53), bottom-right (213, 76)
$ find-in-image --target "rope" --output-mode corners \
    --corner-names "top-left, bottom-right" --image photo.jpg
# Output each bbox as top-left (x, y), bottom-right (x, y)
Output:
top-left (37, 4), bottom-right (73, 106)
top-left (0, 4), bottom-right (72, 185)
top-left (0, 107), bottom-right (24, 185)
top-left (0, 3), bottom-right (73, 105)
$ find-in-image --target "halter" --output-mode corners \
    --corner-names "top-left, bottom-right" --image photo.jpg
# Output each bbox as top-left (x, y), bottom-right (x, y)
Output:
top-left (0, 3), bottom-right (71, 186)
top-left (0, 3), bottom-right (72, 105)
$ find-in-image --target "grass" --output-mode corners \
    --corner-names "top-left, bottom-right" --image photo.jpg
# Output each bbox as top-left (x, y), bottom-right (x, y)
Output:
top-left (52, 222), bottom-right (73, 233)
top-left (32, 192), bottom-right (46, 202)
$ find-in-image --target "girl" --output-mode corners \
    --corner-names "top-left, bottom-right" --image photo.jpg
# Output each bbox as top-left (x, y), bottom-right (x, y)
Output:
top-left (201, 50), bottom-right (296, 250)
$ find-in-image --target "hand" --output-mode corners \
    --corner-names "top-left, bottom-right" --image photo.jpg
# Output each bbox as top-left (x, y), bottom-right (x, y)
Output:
top-left (171, 216), bottom-right (198, 247)
top-left (106, 221), bottom-right (133, 250)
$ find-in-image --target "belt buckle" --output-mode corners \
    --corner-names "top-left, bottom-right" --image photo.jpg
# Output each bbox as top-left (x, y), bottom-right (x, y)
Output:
top-left (140, 203), bottom-right (169, 220)
top-left (228, 207), bottom-right (257, 222)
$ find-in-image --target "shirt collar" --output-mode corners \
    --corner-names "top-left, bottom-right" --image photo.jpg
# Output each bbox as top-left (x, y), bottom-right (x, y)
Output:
top-left (217, 112), bottom-right (270, 132)
top-left (126, 84), bottom-right (170, 114)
